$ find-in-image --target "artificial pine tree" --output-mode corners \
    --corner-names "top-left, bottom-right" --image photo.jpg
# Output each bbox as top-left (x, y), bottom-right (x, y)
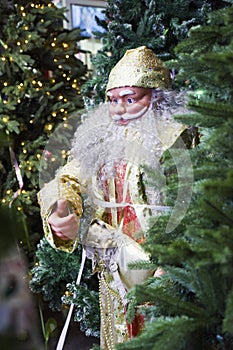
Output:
top-left (0, 0), bottom-right (101, 343)
top-left (83, 0), bottom-right (226, 104)
top-left (0, 0), bottom-right (87, 250)
top-left (117, 3), bottom-right (233, 350)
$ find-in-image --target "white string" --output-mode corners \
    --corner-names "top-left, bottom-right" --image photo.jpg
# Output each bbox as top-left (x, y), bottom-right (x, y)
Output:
top-left (93, 197), bottom-right (171, 212)
top-left (56, 248), bottom-right (87, 350)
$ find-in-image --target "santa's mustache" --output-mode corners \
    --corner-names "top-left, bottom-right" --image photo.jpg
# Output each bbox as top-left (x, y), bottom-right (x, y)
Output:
top-left (111, 106), bottom-right (148, 121)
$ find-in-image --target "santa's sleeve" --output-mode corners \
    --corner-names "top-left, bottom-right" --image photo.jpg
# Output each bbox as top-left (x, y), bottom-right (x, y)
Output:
top-left (37, 159), bottom-right (86, 253)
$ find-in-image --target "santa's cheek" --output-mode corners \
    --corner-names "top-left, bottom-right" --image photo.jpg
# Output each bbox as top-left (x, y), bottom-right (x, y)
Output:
top-left (125, 102), bottom-right (149, 115)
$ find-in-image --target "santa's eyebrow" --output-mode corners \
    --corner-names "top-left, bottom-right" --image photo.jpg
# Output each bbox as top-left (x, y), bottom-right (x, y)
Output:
top-left (119, 89), bottom-right (135, 97)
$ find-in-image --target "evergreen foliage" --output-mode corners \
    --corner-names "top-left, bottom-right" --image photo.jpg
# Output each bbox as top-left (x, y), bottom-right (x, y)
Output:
top-left (30, 237), bottom-right (100, 337)
top-left (83, 0), bottom-right (226, 104)
top-left (0, 0), bottom-right (88, 257)
top-left (118, 4), bottom-right (233, 350)
top-left (0, 0), bottom-right (101, 340)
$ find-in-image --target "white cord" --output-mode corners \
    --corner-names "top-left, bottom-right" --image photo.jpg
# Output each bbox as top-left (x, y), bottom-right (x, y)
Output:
top-left (56, 248), bottom-right (87, 350)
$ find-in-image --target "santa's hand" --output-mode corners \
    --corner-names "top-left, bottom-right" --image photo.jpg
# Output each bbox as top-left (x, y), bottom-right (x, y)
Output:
top-left (48, 199), bottom-right (79, 241)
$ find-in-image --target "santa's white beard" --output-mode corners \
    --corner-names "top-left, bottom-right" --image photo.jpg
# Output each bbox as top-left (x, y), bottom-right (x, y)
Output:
top-left (70, 90), bottom-right (187, 179)
top-left (70, 104), bottom-right (160, 178)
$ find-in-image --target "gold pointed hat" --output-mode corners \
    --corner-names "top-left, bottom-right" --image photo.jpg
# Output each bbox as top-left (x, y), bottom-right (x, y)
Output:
top-left (106, 46), bottom-right (171, 92)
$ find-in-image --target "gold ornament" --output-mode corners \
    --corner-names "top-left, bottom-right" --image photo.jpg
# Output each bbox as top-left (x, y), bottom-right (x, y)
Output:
top-left (106, 46), bottom-right (171, 92)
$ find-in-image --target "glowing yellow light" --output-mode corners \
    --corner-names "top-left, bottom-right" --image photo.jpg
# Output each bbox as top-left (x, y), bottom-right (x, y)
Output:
top-left (20, 6), bottom-right (24, 10)
top-left (21, 141), bottom-right (25, 146)
top-left (23, 149), bottom-right (27, 154)
top-left (51, 79), bottom-right (56, 83)
top-left (28, 166), bottom-right (32, 170)
top-left (63, 123), bottom-right (68, 129)
top-left (17, 42), bottom-right (21, 46)
top-left (30, 120), bottom-right (34, 124)
top-left (54, 58), bottom-right (57, 62)
top-left (31, 3), bottom-right (35, 7)
top-left (20, 83), bottom-right (23, 87)
top-left (6, 190), bottom-right (11, 194)
top-left (17, 99), bottom-right (21, 103)
top-left (38, 81), bottom-right (42, 87)
top-left (51, 43), bottom-right (56, 47)
top-left (22, 12), bottom-right (26, 17)
top-left (63, 73), bottom-right (66, 77)
top-left (62, 43), bottom-right (69, 48)
top-left (3, 82), bottom-right (8, 86)
top-left (20, 49), bottom-right (23, 53)
top-left (36, 154), bottom-right (41, 159)
top-left (65, 55), bottom-right (69, 59)
top-left (46, 91), bottom-right (50, 95)
top-left (9, 56), bottom-right (13, 61)
top-left (36, 88), bottom-right (40, 91)
top-left (58, 95), bottom-right (63, 100)
top-left (25, 40), bottom-right (28, 44)
top-left (72, 83), bottom-right (77, 88)
top-left (1, 57), bottom-right (6, 61)
top-left (2, 199), bottom-right (6, 204)
top-left (17, 207), bottom-right (23, 211)
top-left (60, 108), bottom-right (65, 112)
top-left (3, 117), bottom-right (8, 122)
top-left (46, 124), bottom-right (53, 131)
top-left (52, 112), bottom-right (57, 117)
top-left (58, 65), bottom-right (62, 69)
top-left (32, 80), bottom-right (36, 84)
top-left (67, 77), bottom-right (71, 81)
top-left (64, 98), bottom-right (68, 102)
top-left (24, 26), bottom-right (29, 30)
top-left (41, 19), bottom-right (44, 22)
top-left (73, 79), bottom-right (77, 83)
top-left (4, 44), bottom-right (8, 49)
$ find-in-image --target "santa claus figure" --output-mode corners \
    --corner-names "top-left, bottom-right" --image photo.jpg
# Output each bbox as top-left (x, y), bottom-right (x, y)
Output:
top-left (38, 46), bottom-right (193, 349)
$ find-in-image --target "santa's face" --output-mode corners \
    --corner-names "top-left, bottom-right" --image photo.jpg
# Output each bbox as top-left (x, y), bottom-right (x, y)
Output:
top-left (107, 86), bottom-right (152, 126)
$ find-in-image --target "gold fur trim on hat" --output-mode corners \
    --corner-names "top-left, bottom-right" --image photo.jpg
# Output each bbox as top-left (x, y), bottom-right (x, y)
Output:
top-left (106, 46), bottom-right (171, 92)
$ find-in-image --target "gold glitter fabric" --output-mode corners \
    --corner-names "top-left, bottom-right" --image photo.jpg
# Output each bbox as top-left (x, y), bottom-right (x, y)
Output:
top-left (106, 46), bottom-right (171, 92)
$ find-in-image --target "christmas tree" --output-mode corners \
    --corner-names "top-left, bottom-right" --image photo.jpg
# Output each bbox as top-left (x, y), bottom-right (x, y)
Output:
top-left (117, 3), bottom-right (233, 350)
top-left (0, 0), bottom-right (100, 345)
top-left (0, 0), bottom-right (87, 249)
top-left (83, 0), bottom-right (227, 104)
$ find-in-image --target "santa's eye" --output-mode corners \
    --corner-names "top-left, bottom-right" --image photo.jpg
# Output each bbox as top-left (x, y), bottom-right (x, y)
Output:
top-left (111, 98), bottom-right (118, 104)
top-left (127, 98), bottom-right (134, 104)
